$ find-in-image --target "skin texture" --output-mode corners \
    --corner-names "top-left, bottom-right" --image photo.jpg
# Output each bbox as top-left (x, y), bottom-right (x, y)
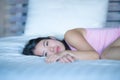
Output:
top-left (33, 38), bottom-right (65, 56)
top-left (33, 28), bottom-right (120, 63)
top-left (101, 38), bottom-right (120, 60)
top-left (34, 28), bottom-right (99, 63)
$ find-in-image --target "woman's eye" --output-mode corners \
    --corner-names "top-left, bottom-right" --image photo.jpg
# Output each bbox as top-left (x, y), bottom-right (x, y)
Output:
top-left (44, 52), bottom-right (47, 57)
top-left (46, 41), bottom-right (48, 46)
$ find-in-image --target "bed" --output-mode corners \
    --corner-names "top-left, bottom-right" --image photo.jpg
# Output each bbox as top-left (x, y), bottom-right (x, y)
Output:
top-left (0, 0), bottom-right (120, 80)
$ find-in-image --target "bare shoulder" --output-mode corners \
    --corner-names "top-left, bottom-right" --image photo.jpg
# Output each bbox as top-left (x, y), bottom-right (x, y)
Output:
top-left (64, 28), bottom-right (95, 50)
top-left (64, 28), bottom-right (86, 38)
top-left (64, 28), bottom-right (87, 49)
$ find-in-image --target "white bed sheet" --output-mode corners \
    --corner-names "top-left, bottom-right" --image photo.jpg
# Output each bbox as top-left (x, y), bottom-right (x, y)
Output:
top-left (0, 35), bottom-right (120, 80)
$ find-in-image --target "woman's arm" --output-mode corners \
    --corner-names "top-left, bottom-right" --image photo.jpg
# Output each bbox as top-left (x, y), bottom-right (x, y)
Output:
top-left (64, 28), bottom-right (99, 60)
top-left (66, 50), bottom-right (99, 60)
top-left (45, 28), bottom-right (99, 63)
top-left (101, 37), bottom-right (120, 60)
top-left (45, 50), bottom-right (99, 63)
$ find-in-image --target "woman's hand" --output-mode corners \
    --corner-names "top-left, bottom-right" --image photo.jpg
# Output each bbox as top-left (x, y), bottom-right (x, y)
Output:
top-left (45, 51), bottom-right (76, 63)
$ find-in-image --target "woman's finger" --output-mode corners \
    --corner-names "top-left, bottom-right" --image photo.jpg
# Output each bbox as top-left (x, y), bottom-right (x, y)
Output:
top-left (66, 54), bottom-right (75, 62)
top-left (45, 55), bottom-right (60, 63)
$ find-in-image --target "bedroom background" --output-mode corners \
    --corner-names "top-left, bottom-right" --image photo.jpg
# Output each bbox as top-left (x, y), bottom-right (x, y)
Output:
top-left (0, 1), bottom-right (120, 80)
top-left (0, 0), bottom-right (120, 37)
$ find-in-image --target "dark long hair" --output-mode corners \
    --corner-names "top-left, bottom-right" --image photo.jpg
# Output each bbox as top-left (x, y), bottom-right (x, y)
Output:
top-left (22, 37), bottom-right (71, 56)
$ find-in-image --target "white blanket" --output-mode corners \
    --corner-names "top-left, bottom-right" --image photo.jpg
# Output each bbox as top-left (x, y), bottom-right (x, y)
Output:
top-left (0, 36), bottom-right (120, 80)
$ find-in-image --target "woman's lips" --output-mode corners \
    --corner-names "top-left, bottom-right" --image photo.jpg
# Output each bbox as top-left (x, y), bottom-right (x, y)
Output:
top-left (56, 46), bottom-right (60, 53)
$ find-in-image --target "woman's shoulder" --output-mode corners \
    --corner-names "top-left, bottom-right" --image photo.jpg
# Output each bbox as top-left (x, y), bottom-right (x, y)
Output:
top-left (64, 28), bottom-right (86, 38)
top-left (64, 28), bottom-right (91, 50)
top-left (64, 28), bottom-right (87, 45)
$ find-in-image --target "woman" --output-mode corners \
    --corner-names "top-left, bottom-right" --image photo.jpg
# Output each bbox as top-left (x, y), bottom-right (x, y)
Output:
top-left (22, 28), bottom-right (120, 63)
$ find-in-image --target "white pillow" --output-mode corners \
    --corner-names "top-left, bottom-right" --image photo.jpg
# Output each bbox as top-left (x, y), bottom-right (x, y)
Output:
top-left (24, 0), bottom-right (109, 36)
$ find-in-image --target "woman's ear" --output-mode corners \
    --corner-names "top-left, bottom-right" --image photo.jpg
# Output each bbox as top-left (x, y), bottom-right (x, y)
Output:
top-left (48, 36), bottom-right (56, 40)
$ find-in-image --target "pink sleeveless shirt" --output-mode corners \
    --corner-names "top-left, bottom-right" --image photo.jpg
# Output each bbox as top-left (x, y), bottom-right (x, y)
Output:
top-left (67, 28), bottom-right (120, 56)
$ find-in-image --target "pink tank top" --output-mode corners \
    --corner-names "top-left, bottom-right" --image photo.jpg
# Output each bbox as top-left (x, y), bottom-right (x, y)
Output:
top-left (67, 28), bottom-right (120, 56)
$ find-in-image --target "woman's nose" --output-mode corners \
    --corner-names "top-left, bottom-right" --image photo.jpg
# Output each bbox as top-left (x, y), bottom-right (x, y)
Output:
top-left (49, 47), bottom-right (54, 52)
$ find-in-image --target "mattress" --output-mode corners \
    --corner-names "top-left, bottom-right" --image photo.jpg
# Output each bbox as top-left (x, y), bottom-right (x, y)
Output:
top-left (0, 35), bottom-right (120, 80)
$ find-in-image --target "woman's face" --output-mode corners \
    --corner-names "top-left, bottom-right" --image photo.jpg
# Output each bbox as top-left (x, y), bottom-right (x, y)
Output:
top-left (33, 39), bottom-right (65, 57)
